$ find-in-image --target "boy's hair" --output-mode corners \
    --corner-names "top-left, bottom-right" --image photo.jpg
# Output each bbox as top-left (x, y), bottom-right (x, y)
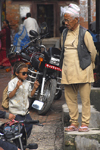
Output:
top-left (13, 61), bottom-right (28, 76)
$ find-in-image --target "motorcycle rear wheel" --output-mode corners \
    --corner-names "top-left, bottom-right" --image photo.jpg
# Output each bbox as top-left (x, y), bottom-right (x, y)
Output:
top-left (54, 89), bottom-right (62, 100)
top-left (37, 79), bottom-right (57, 115)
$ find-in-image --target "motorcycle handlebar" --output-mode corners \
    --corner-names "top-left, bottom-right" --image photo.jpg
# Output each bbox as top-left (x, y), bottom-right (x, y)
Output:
top-left (19, 120), bottom-right (43, 126)
top-left (18, 120), bottom-right (39, 124)
top-left (40, 32), bottom-right (49, 39)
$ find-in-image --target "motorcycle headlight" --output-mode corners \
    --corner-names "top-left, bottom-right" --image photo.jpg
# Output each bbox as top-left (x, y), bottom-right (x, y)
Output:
top-left (49, 57), bottom-right (60, 66)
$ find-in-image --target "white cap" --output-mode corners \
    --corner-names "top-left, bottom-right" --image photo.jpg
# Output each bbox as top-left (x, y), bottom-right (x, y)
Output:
top-left (63, 3), bottom-right (80, 17)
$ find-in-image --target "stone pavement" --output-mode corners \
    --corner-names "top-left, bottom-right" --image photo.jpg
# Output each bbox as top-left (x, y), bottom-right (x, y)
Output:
top-left (0, 69), bottom-right (65, 150)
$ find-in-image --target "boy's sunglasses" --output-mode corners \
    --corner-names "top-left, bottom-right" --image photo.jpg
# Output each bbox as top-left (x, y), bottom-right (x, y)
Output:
top-left (19, 72), bottom-right (29, 76)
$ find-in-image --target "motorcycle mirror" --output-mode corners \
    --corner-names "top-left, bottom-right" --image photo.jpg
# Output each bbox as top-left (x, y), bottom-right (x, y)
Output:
top-left (29, 30), bottom-right (38, 37)
top-left (32, 100), bottom-right (44, 110)
top-left (40, 22), bottom-right (48, 34)
top-left (25, 143), bottom-right (38, 149)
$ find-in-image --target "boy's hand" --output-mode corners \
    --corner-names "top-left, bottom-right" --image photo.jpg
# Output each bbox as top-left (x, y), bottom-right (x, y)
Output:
top-left (16, 80), bottom-right (22, 89)
top-left (34, 80), bottom-right (40, 89)
top-left (31, 80), bottom-right (40, 97)
top-left (9, 113), bottom-right (16, 120)
top-left (9, 80), bottom-right (22, 98)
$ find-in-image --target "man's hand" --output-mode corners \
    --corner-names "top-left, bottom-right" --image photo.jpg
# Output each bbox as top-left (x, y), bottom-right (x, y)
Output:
top-left (9, 113), bottom-right (15, 120)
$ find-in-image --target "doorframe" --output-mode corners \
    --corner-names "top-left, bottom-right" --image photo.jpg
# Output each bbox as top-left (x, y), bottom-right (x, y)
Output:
top-left (32, 1), bottom-right (58, 37)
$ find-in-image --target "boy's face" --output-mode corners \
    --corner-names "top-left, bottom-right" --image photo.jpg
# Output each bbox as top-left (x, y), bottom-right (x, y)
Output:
top-left (15, 67), bottom-right (28, 81)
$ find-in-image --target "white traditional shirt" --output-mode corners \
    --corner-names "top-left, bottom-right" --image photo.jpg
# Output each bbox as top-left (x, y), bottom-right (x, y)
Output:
top-left (23, 17), bottom-right (40, 36)
top-left (7, 77), bottom-right (32, 115)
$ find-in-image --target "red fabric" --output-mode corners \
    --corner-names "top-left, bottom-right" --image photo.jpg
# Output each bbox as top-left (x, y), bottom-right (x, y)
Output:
top-left (0, 40), bottom-right (1, 49)
top-left (0, 27), bottom-right (11, 66)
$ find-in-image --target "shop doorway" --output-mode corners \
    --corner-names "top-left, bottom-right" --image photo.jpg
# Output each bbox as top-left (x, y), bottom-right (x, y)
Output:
top-left (37, 4), bottom-right (54, 37)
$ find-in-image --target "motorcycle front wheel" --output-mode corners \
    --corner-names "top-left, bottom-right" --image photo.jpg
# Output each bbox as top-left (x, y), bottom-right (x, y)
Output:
top-left (37, 79), bottom-right (57, 115)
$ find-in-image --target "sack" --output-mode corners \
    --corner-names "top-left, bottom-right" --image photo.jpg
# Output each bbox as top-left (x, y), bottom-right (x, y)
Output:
top-left (13, 25), bottom-right (30, 53)
top-left (2, 75), bottom-right (15, 109)
top-left (2, 86), bottom-right (9, 109)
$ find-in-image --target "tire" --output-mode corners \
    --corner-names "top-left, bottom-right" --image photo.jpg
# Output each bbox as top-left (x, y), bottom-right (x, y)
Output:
top-left (37, 79), bottom-right (57, 115)
top-left (54, 71), bottom-right (62, 100)
top-left (54, 89), bottom-right (62, 100)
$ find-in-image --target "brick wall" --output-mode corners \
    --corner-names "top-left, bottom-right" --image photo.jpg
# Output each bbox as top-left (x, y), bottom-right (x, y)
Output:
top-left (79, 0), bottom-right (96, 29)
top-left (6, 0), bottom-right (20, 32)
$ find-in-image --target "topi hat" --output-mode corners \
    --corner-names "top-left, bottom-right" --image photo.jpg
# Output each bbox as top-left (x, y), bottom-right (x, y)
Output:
top-left (62, 3), bottom-right (80, 17)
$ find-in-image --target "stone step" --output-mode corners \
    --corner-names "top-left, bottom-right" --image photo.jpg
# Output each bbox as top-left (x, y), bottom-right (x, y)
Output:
top-left (64, 128), bottom-right (100, 150)
top-left (62, 104), bottom-right (100, 150)
top-left (90, 86), bottom-right (100, 112)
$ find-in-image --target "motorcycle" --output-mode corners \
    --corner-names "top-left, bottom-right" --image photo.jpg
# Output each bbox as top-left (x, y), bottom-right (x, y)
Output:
top-left (8, 27), bottom-right (62, 115)
top-left (29, 44), bottom-right (62, 115)
top-left (0, 119), bottom-right (42, 150)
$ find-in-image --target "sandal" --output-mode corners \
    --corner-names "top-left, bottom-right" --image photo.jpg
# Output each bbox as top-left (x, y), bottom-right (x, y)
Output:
top-left (65, 124), bottom-right (78, 132)
top-left (78, 125), bottom-right (89, 132)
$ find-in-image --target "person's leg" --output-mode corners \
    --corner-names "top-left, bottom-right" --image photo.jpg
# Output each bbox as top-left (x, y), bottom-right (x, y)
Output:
top-left (24, 114), bottom-right (33, 138)
top-left (15, 114), bottom-right (33, 138)
top-left (0, 139), bottom-right (18, 150)
top-left (79, 83), bottom-right (91, 127)
top-left (64, 84), bottom-right (79, 127)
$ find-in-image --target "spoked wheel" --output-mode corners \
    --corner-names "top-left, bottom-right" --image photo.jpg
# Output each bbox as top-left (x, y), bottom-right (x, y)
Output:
top-left (54, 71), bottom-right (62, 100)
top-left (37, 79), bottom-right (57, 115)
